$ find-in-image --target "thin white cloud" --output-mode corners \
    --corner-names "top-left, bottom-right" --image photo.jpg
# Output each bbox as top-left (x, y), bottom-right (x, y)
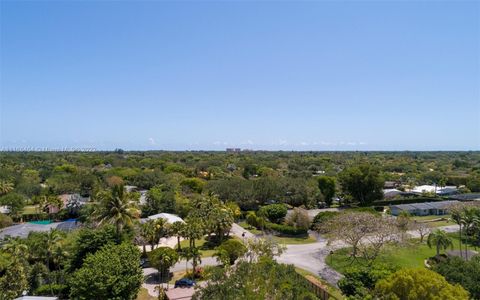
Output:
top-left (148, 138), bottom-right (156, 145)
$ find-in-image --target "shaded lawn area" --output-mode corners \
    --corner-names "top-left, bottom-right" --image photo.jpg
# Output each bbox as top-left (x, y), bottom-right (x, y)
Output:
top-left (179, 237), bottom-right (216, 258)
top-left (295, 267), bottom-right (344, 300)
top-left (179, 236), bottom-right (243, 258)
top-left (326, 233), bottom-right (473, 274)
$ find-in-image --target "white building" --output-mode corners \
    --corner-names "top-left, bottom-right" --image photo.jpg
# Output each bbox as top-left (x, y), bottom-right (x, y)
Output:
top-left (142, 213), bottom-right (185, 224)
top-left (411, 185), bottom-right (458, 196)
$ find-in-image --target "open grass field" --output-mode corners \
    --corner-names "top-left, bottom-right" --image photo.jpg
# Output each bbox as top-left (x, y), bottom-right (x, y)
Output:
top-left (326, 233), bottom-right (475, 274)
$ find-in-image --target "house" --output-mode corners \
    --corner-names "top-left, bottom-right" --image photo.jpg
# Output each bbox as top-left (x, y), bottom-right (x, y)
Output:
top-left (0, 220), bottom-right (79, 239)
top-left (383, 189), bottom-right (403, 199)
top-left (47, 193), bottom-right (88, 214)
top-left (410, 185), bottom-right (458, 196)
top-left (384, 181), bottom-right (398, 189)
top-left (0, 206), bottom-right (10, 214)
top-left (141, 213), bottom-right (185, 224)
top-left (390, 200), bottom-right (460, 216)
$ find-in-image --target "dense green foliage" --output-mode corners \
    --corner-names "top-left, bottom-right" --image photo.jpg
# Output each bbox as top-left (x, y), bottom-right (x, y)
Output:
top-left (374, 268), bottom-right (469, 300)
top-left (214, 239), bottom-right (247, 265)
top-left (193, 258), bottom-right (316, 300)
top-left (317, 176), bottom-right (336, 206)
top-left (69, 243), bottom-right (143, 300)
top-left (338, 264), bottom-right (394, 298)
top-left (265, 222), bottom-right (308, 235)
top-left (339, 163), bottom-right (384, 206)
top-left (433, 256), bottom-right (480, 299)
top-left (258, 204), bottom-right (288, 223)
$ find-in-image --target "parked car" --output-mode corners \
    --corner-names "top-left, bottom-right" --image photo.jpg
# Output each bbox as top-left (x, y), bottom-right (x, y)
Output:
top-left (174, 278), bottom-right (196, 288)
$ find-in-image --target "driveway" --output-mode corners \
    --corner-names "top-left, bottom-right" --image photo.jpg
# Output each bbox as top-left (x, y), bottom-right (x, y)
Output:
top-left (142, 257), bottom-right (218, 297)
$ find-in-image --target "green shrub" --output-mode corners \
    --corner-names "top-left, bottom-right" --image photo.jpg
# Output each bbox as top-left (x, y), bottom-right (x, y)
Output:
top-left (0, 213), bottom-right (13, 229)
top-left (215, 239), bottom-right (247, 265)
top-left (433, 256), bottom-right (480, 299)
top-left (265, 222), bottom-right (307, 235)
top-left (338, 264), bottom-right (394, 297)
top-left (311, 211), bottom-right (339, 231)
top-left (34, 284), bottom-right (68, 298)
top-left (258, 204), bottom-right (288, 223)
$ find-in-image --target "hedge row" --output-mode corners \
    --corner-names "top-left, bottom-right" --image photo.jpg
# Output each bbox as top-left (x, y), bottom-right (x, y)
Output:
top-left (265, 222), bottom-right (308, 236)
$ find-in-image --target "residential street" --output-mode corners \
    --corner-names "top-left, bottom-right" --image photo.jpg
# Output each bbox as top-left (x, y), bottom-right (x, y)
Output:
top-left (143, 222), bottom-right (462, 297)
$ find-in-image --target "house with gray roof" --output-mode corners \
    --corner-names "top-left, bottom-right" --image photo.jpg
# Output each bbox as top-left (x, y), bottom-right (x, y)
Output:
top-left (390, 200), bottom-right (460, 216)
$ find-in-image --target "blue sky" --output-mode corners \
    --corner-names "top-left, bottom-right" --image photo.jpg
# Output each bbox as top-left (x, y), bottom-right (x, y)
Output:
top-left (1, 1), bottom-right (479, 151)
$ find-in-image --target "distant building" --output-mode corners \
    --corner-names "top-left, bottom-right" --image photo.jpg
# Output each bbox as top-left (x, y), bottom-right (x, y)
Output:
top-left (0, 206), bottom-right (10, 214)
top-left (390, 200), bottom-right (460, 216)
top-left (226, 148), bottom-right (241, 152)
top-left (411, 185), bottom-right (458, 196)
top-left (383, 189), bottom-right (403, 199)
top-left (384, 181), bottom-right (399, 189)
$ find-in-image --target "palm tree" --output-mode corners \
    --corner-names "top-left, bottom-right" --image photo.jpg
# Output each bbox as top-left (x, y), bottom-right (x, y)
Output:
top-left (427, 229), bottom-right (453, 256)
top-left (142, 218), bottom-right (169, 251)
top-left (45, 229), bottom-right (64, 270)
top-left (148, 247), bottom-right (179, 290)
top-left (45, 229), bottom-right (65, 296)
top-left (94, 185), bottom-right (140, 238)
top-left (184, 217), bottom-right (204, 249)
top-left (461, 208), bottom-right (476, 259)
top-left (451, 207), bottom-right (464, 258)
top-left (0, 180), bottom-right (14, 195)
top-left (170, 221), bottom-right (186, 251)
top-left (2, 236), bottom-right (28, 259)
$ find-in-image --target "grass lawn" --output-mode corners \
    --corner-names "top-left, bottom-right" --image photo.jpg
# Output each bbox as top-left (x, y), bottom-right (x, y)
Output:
top-left (295, 267), bottom-right (344, 300)
top-left (22, 205), bottom-right (38, 215)
top-left (179, 238), bottom-right (216, 257)
top-left (411, 214), bottom-right (455, 227)
top-left (136, 288), bottom-right (156, 300)
top-left (271, 235), bottom-right (317, 245)
top-left (326, 233), bottom-right (470, 274)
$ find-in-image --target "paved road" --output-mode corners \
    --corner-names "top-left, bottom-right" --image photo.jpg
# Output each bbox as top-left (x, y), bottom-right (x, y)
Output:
top-left (230, 223), bottom-right (256, 239)
top-left (144, 222), bottom-right (461, 297)
top-left (277, 238), bottom-right (344, 286)
top-left (230, 222), bottom-right (460, 287)
top-left (229, 223), bottom-right (344, 286)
